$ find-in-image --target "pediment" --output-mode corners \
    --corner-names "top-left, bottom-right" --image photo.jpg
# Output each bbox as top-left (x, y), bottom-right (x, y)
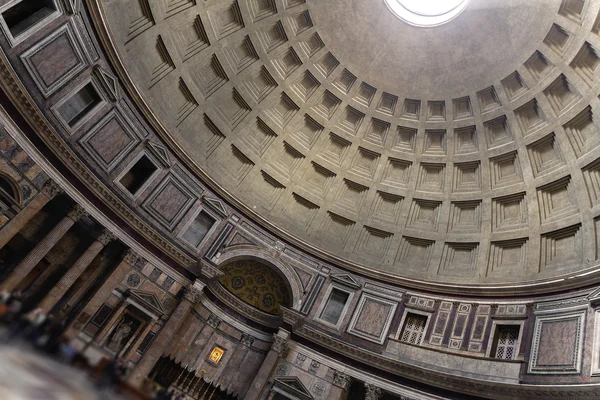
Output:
top-left (203, 196), bottom-right (228, 217)
top-left (146, 141), bottom-right (171, 167)
top-left (589, 287), bottom-right (600, 306)
top-left (331, 273), bottom-right (361, 289)
top-left (93, 67), bottom-right (119, 101)
top-left (273, 376), bottom-right (313, 400)
top-left (226, 232), bottom-right (258, 248)
top-left (128, 289), bottom-right (167, 316)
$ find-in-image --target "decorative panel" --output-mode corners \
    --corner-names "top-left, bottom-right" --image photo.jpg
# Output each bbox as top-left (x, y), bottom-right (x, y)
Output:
top-left (528, 311), bottom-right (586, 374)
top-left (347, 293), bottom-right (397, 344)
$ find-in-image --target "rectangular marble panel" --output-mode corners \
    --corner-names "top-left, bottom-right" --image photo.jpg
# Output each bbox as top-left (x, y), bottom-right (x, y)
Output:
top-left (528, 311), bottom-right (585, 374)
top-left (347, 293), bottom-right (397, 344)
top-left (79, 108), bottom-right (141, 171)
top-left (142, 173), bottom-right (197, 230)
top-left (20, 21), bottom-right (91, 97)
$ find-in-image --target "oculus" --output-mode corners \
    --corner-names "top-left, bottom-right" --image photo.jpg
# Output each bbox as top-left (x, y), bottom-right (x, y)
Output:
top-left (384, 0), bottom-right (470, 27)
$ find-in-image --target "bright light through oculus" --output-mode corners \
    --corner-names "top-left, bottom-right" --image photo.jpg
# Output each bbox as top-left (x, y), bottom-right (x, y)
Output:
top-left (384, 0), bottom-right (470, 27)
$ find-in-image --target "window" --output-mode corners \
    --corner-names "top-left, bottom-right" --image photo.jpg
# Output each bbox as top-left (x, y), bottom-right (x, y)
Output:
top-left (136, 331), bottom-right (155, 354)
top-left (2, 0), bottom-right (56, 38)
top-left (57, 83), bottom-right (102, 128)
top-left (491, 325), bottom-right (520, 360)
top-left (182, 210), bottom-right (215, 247)
top-left (119, 154), bottom-right (158, 195)
top-left (83, 303), bottom-right (113, 336)
top-left (384, 0), bottom-right (470, 27)
top-left (319, 288), bottom-right (349, 326)
top-left (400, 313), bottom-right (428, 345)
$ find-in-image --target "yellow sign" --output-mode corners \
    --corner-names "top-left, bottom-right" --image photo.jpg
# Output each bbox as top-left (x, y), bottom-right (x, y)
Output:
top-left (208, 346), bottom-right (225, 364)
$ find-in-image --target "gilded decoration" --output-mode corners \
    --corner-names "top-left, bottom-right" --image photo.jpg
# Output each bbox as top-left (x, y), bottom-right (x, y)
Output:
top-left (218, 260), bottom-right (291, 315)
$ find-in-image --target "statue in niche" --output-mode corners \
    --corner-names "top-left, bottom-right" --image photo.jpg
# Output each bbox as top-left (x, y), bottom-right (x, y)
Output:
top-left (108, 319), bottom-right (133, 352)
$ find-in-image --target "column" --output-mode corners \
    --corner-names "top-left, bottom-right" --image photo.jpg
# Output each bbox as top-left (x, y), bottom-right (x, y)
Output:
top-left (0, 179), bottom-right (61, 250)
top-left (123, 319), bottom-right (156, 361)
top-left (128, 280), bottom-right (204, 388)
top-left (245, 328), bottom-right (290, 400)
top-left (365, 383), bottom-right (383, 400)
top-left (66, 248), bottom-right (143, 337)
top-left (330, 371), bottom-right (352, 400)
top-left (1, 203), bottom-right (86, 291)
top-left (37, 230), bottom-right (116, 313)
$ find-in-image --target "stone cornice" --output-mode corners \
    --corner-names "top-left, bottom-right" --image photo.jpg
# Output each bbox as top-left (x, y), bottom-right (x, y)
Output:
top-left (294, 324), bottom-right (600, 399)
top-left (207, 280), bottom-right (282, 328)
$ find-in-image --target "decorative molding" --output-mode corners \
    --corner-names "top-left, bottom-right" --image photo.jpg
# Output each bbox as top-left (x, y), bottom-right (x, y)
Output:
top-left (347, 293), bottom-right (398, 344)
top-left (365, 383), bottom-right (383, 400)
top-left (184, 285), bottom-right (203, 304)
top-left (207, 280), bottom-right (282, 328)
top-left (41, 178), bottom-right (63, 198)
top-left (203, 196), bottom-right (228, 217)
top-left (206, 313), bottom-right (221, 329)
top-left (97, 230), bottom-right (116, 246)
top-left (330, 273), bottom-right (361, 289)
top-left (332, 371), bottom-right (351, 390)
top-left (241, 333), bottom-right (255, 347)
top-left (528, 310), bottom-right (586, 374)
top-left (272, 334), bottom-right (289, 356)
top-left (67, 204), bottom-right (88, 221)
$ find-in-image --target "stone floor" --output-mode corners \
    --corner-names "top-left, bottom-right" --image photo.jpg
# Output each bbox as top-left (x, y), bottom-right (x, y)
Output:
top-left (0, 343), bottom-right (125, 400)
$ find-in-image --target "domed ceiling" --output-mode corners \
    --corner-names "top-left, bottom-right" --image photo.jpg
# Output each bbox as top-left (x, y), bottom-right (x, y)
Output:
top-left (99, 0), bottom-right (600, 287)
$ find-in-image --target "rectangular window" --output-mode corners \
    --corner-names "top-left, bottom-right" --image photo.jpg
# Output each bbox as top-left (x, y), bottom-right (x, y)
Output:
top-left (57, 83), bottom-right (101, 128)
top-left (400, 313), bottom-right (428, 345)
top-left (182, 210), bottom-right (216, 247)
top-left (319, 288), bottom-right (349, 326)
top-left (491, 325), bottom-right (520, 360)
top-left (83, 303), bottom-right (113, 336)
top-left (2, 0), bottom-right (56, 38)
top-left (120, 154), bottom-right (158, 195)
top-left (136, 331), bottom-right (156, 354)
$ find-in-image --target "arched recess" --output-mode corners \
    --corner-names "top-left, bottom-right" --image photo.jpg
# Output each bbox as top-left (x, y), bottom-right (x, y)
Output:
top-left (0, 172), bottom-right (22, 206)
top-left (212, 249), bottom-right (303, 311)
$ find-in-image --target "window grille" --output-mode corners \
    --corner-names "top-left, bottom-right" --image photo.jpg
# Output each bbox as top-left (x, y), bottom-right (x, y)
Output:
top-left (494, 326), bottom-right (519, 360)
top-left (401, 313), bottom-right (427, 345)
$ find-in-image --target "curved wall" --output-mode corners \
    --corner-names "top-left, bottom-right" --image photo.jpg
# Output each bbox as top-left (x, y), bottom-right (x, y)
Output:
top-left (0, 0), bottom-right (600, 399)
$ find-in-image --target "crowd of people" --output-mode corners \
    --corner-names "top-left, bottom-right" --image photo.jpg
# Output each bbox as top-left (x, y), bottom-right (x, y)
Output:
top-left (0, 289), bottom-right (72, 357)
top-left (0, 288), bottom-right (190, 399)
top-left (0, 289), bottom-right (128, 395)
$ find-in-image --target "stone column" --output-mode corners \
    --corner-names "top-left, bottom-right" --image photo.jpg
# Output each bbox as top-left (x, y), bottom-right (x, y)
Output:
top-left (0, 179), bottom-right (61, 250)
top-left (329, 371), bottom-right (352, 400)
top-left (245, 329), bottom-right (290, 400)
top-left (37, 230), bottom-right (116, 313)
top-left (66, 249), bottom-right (143, 338)
top-left (123, 319), bottom-right (156, 361)
top-left (128, 281), bottom-right (204, 388)
top-left (1, 204), bottom-right (86, 291)
top-left (365, 383), bottom-right (383, 400)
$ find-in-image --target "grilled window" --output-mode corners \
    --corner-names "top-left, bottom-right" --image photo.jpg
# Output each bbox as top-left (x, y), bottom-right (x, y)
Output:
top-left (492, 325), bottom-right (520, 360)
top-left (400, 313), bottom-right (427, 345)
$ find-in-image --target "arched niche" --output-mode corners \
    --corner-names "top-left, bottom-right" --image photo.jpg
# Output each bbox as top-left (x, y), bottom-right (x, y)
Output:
top-left (213, 249), bottom-right (303, 311)
top-left (0, 172), bottom-right (21, 206)
top-left (218, 259), bottom-right (292, 316)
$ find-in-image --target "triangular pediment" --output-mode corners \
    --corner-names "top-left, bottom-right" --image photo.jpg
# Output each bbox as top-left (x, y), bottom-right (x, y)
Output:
top-left (203, 196), bottom-right (228, 217)
top-left (331, 273), bottom-right (361, 289)
top-left (589, 287), bottom-right (600, 306)
top-left (93, 67), bottom-right (119, 101)
top-left (226, 232), bottom-right (258, 248)
top-left (128, 289), bottom-right (167, 316)
top-left (273, 376), bottom-right (313, 400)
top-left (146, 141), bottom-right (171, 167)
